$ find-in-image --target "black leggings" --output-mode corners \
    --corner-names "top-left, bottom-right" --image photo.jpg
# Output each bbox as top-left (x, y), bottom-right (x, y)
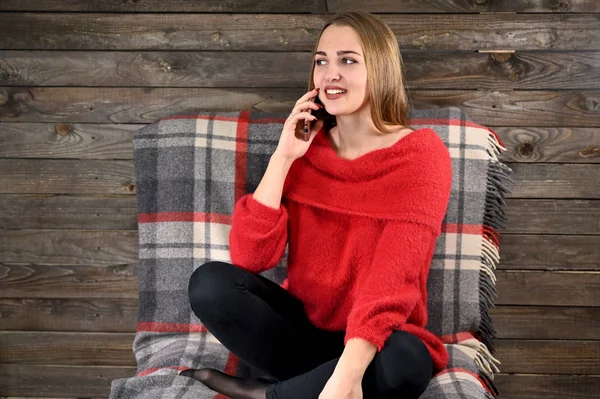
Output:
top-left (188, 261), bottom-right (433, 399)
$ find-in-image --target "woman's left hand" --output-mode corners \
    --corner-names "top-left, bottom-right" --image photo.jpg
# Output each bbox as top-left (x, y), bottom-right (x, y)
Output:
top-left (319, 371), bottom-right (363, 399)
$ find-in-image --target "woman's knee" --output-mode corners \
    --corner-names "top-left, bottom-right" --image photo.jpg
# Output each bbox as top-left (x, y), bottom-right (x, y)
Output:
top-left (187, 261), bottom-right (245, 316)
top-left (375, 330), bottom-right (433, 398)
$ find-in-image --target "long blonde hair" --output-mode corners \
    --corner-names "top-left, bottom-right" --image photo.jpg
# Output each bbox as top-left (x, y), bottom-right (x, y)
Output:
top-left (308, 11), bottom-right (415, 134)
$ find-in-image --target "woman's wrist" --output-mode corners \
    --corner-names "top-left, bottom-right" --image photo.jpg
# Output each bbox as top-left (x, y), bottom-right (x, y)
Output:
top-left (335, 338), bottom-right (378, 379)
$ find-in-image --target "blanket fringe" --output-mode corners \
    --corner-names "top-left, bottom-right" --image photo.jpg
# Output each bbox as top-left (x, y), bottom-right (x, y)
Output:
top-left (472, 127), bottom-right (514, 397)
top-left (479, 370), bottom-right (501, 398)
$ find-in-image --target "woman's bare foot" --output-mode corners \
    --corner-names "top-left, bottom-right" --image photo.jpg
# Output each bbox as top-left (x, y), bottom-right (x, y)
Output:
top-left (179, 368), bottom-right (269, 399)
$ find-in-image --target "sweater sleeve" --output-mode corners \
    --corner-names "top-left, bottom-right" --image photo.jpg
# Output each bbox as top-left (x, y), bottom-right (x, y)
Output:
top-left (228, 193), bottom-right (289, 273)
top-left (344, 220), bottom-right (437, 351)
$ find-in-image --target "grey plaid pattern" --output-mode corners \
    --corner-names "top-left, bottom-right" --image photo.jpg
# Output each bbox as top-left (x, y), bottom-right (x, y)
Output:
top-left (109, 107), bottom-right (513, 398)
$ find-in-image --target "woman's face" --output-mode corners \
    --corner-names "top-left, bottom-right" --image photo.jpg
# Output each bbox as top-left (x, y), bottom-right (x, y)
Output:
top-left (313, 25), bottom-right (369, 116)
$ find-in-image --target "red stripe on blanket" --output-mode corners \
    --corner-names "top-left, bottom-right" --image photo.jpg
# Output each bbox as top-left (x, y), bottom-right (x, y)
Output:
top-left (137, 321), bottom-right (208, 333)
top-left (441, 223), bottom-right (483, 234)
top-left (439, 331), bottom-right (480, 344)
top-left (437, 367), bottom-right (496, 396)
top-left (138, 212), bottom-right (232, 224)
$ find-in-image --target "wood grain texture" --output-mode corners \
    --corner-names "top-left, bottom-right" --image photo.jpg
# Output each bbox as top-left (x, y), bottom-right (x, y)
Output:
top-left (490, 306), bottom-right (600, 340)
top-left (0, 159), bottom-right (136, 195)
top-left (493, 374), bottom-right (600, 399)
top-left (0, 331), bottom-right (136, 366)
top-left (0, 0), bottom-right (324, 12)
top-left (0, 159), bottom-right (598, 198)
top-left (0, 298), bottom-right (138, 332)
top-left (0, 229), bottom-right (139, 264)
top-left (329, 0), bottom-right (600, 13)
top-left (0, 364), bottom-right (136, 397)
top-left (495, 340), bottom-right (600, 374)
top-left (1, 13), bottom-right (599, 51)
top-left (498, 234), bottom-right (600, 270)
top-left (0, 195), bottom-right (139, 230)
top-left (0, 123), bottom-right (141, 160)
top-left (1, 87), bottom-right (598, 126)
top-left (0, 0), bottom-right (598, 13)
top-left (2, 50), bottom-right (599, 89)
top-left (495, 271), bottom-right (600, 307)
top-left (1, 123), bottom-right (599, 164)
top-left (0, 262), bottom-right (138, 299)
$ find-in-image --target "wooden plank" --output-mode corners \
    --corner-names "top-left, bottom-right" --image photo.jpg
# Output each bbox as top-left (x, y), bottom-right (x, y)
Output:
top-left (492, 126), bottom-right (600, 164)
top-left (0, 159), bottom-right (136, 195)
top-left (501, 199), bottom-right (600, 234)
top-left (0, 159), bottom-right (598, 198)
top-left (0, 0), bottom-right (324, 12)
top-left (0, 230), bottom-right (139, 266)
top-left (496, 271), bottom-right (600, 307)
top-left (0, 298), bottom-right (138, 332)
top-left (0, 332), bottom-right (136, 366)
top-left (1, 14), bottom-right (599, 51)
top-left (499, 234), bottom-right (600, 270)
top-left (495, 340), bottom-right (600, 374)
top-left (0, 195), bottom-right (139, 230)
top-left (504, 163), bottom-right (599, 199)
top-left (2, 123), bottom-right (600, 164)
top-left (0, 263), bottom-right (139, 299)
top-left (0, 364), bottom-right (135, 397)
top-left (1, 297), bottom-right (598, 341)
top-left (494, 374), bottom-right (600, 399)
top-left (2, 50), bottom-right (599, 90)
top-left (0, 123), bottom-right (141, 159)
top-left (1, 332), bottom-right (599, 374)
top-left (490, 306), bottom-right (600, 340)
top-left (329, 0), bottom-right (600, 13)
top-left (1, 87), bottom-right (599, 126)
top-left (1, 0), bottom-right (597, 13)
top-left (1, 195), bottom-right (599, 235)
top-left (0, 0), bottom-right (598, 13)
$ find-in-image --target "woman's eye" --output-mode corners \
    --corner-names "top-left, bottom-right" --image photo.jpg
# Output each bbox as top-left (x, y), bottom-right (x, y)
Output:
top-left (314, 58), bottom-right (355, 66)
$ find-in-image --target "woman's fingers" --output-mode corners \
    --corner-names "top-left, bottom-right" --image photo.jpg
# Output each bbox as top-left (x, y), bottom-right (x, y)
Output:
top-left (295, 88), bottom-right (319, 105)
top-left (289, 112), bottom-right (316, 124)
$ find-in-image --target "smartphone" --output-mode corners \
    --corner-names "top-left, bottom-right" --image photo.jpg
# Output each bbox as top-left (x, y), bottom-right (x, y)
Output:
top-left (302, 95), bottom-right (325, 141)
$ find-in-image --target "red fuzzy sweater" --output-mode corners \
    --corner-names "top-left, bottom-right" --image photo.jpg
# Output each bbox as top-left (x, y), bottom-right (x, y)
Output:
top-left (229, 126), bottom-right (452, 374)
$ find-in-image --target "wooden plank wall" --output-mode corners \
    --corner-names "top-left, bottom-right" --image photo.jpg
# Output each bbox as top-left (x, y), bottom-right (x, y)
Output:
top-left (1, 0), bottom-right (599, 397)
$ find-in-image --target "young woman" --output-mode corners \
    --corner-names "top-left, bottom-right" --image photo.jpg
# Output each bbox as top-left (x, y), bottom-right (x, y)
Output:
top-left (180, 10), bottom-right (452, 399)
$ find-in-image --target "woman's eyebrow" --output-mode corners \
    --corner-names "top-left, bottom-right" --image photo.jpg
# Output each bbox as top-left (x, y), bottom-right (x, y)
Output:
top-left (315, 50), bottom-right (362, 57)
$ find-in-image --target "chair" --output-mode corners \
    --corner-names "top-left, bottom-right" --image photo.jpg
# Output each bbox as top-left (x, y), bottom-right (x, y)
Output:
top-left (109, 106), bottom-right (514, 399)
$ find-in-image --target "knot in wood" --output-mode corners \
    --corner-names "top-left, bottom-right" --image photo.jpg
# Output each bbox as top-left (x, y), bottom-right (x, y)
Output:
top-left (55, 123), bottom-right (71, 136)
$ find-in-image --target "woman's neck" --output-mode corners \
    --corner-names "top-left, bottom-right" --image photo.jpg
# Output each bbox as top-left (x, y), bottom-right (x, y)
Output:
top-left (328, 124), bottom-right (414, 160)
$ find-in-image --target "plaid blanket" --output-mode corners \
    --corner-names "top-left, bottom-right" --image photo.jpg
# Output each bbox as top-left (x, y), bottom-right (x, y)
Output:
top-left (109, 106), bottom-right (513, 398)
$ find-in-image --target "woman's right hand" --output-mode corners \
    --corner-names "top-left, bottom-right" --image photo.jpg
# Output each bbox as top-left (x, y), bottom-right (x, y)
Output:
top-left (273, 88), bottom-right (325, 162)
